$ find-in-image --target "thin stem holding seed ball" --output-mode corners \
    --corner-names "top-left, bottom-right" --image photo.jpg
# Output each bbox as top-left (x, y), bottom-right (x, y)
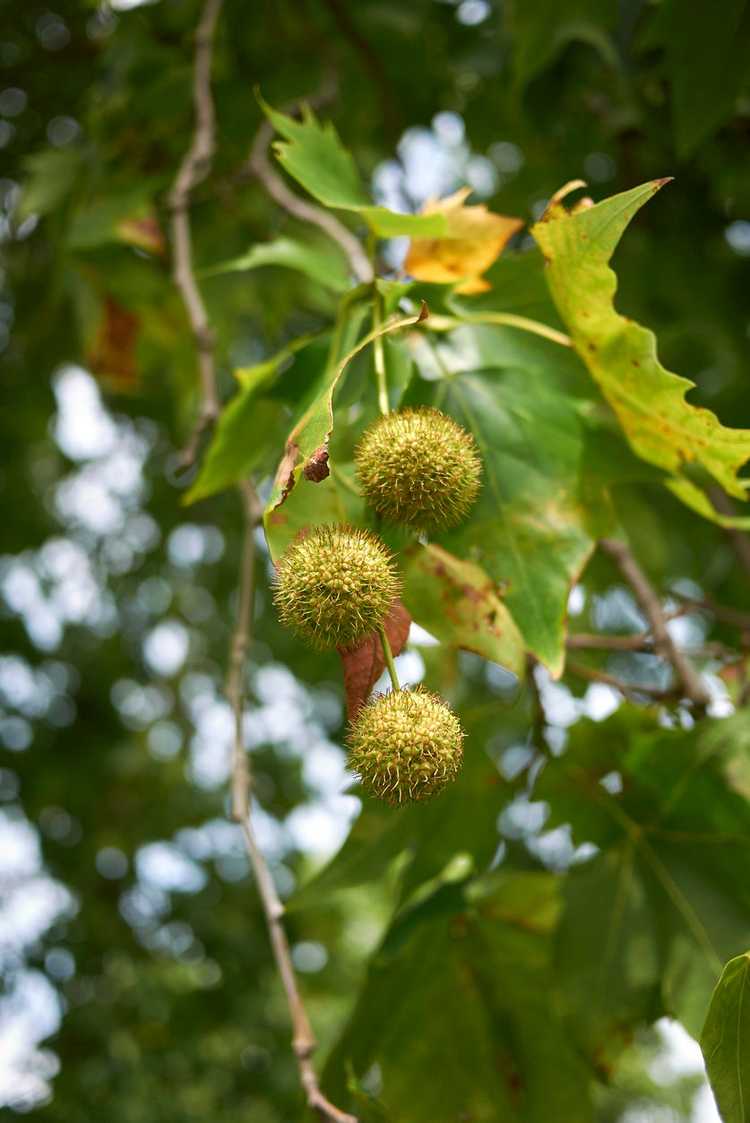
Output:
top-left (372, 283), bottom-right (389, 415)
top-left (378, 623), bottom-right (401, 691)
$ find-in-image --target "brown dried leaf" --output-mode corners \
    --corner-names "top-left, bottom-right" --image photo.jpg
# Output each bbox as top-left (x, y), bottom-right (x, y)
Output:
top-left (405, 187), bottom-right (523, 294)
top-left (86, 296), bottom-right (140, 392)
top-left (339, 599), bottom-right (411, 720)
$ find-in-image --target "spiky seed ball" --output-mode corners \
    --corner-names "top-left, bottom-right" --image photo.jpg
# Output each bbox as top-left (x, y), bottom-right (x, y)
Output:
top-left (348, 686), bottom-right (464, 805)
top-left (354, 407), bottom-right (481, 532)
top-left (274, 524), bottom-right (400, 651)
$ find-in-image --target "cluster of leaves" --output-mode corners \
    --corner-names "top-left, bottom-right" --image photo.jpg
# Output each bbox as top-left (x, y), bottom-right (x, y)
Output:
top-left (188, 98), bottom-right (750, 1119)
top-left (3, 2), bottom-right (750, 1121)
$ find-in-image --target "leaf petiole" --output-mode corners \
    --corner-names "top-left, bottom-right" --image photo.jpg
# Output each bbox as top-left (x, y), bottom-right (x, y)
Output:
top-left (426, 311), bottom-right (572, 348)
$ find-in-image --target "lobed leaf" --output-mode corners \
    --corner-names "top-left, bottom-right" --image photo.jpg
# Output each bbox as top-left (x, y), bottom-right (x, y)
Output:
top-left (532, 181), bottom-right (750, 518)
top-left (536, 711), bottom-right (750, 1058)
top-left (260, 98), bottom-right (447, 237)
top-left (323, 875), bottom-right (593, 1122)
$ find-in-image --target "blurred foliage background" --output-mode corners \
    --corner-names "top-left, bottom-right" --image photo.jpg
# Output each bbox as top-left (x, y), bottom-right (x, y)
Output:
top-left (1, 0), bottom-right (750, 1120)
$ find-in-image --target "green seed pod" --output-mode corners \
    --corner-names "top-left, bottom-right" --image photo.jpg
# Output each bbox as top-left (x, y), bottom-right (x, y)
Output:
top-left (354, 407), bottom-right (481, 532)
top-left (348, 686), bottom-right (464, 805)
top-left (274, 524), bottom-right (400, 651)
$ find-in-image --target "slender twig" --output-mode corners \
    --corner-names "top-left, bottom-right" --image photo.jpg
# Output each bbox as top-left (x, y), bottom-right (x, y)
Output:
top-left (567, 632), bottom-right (653, 652)
top-left (227, 480), bottom-right (357, 1123)
top-left (377, 624), bottom-right (400, 691)
top-left (567, 631), bottom-right (740, 663)
top-left (169, 14), bottom-right (355, 1116)
top-left (245, 112), bottom-right (372, 285)
top-left (599, 538), bottom-right (711, 706)
top-left (227, 480), bottom-right (262, 820)
top-left (168, 0), bottom-right (224, 469)
top-left (670, 591), bottom-right (750, 633)
top-left (566, 659), bottom-right (679, 703)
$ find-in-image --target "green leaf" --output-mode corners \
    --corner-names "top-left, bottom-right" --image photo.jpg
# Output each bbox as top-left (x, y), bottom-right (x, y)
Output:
top-left (405, 367), bottom-right (613, 674)
top-left (323, 875), bottom-right (593, 1122)
top-left (66, 187), bottom-right (164, 253)
top-left (183, 397), bottom-right (286, 506)
top-left (701, 952), bottom-right (750, 1123)
top-left (537, 712), bottom-right (750, 1051)
top-left (183, 336), bottom-right (330, 505)
top-left (200, 234), bottom-right (350, 292)
top-left (401, 543), bottom-right (525, 678)
top-left (265, 305), bottom-right (426, 516)
top-left (532, 182), bottom-right (750, 515)
top-left (19, 147), bottom-right (83, 220)
top-left (663, 0), bottom-right (750, 156)
top-left (259, 98), bottom-right (447, 237)
top-left (234, 330), bottom-right (325, 391)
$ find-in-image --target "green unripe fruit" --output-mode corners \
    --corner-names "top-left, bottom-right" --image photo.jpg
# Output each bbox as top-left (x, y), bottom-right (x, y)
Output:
top-left (354, 407), bottom-right (481, 532)
top-left (274, 524), bottom-right (400, 651)
top-left (348, 686), bottom-right (464, 805)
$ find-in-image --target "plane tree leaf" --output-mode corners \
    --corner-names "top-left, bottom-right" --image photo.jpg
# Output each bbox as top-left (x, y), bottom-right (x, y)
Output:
top-left (535, 711), bottom-right (750, 1060)
top-left (532, 181), bottom-right (750, 516)
top-left (260, 99), bottom-right (447, 237)
top-left (401, 543), bottom-right (525, 678)
top-left (700, 951), bottom-right (750, 1123)
top-left (322, 874), bottom-right (593, 1123)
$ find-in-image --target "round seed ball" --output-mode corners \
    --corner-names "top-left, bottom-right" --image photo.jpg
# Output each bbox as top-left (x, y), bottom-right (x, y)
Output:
top-left (354, 407), bottom-right (481, 532)
top-left (348, 686), bottom-right (464, 805)
top-left (274, 524), bottom-right (400, 651)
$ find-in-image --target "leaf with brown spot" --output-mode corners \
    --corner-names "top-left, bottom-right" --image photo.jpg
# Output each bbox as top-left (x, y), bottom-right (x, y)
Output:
top-left (405, 188), bottom-right (523, 294)
top-left (339, 600), bottom-right (411, 720)
top-left (402, 543), bottom-right (525, 678)
top-left (532, 180), bottom-right (750, 525)
top-left (302, 445), bottom-right (330, 482)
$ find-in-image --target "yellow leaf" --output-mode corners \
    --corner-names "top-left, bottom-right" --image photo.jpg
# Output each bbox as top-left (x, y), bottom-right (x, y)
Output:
top-left (405, 187), bottom-right (523, 293)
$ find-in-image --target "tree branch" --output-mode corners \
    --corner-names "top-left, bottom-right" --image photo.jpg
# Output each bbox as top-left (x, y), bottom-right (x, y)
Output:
top-left (567, 632), bottom-right (654, 652)
top-left (565, 659), bottom-right (679, 703)
top-left (670, 590), bottom-right (750, 633)
top-left (226, 480), bottom-right (357, 1123)
top-left (245, 109), bottom-right (373, 285)
top-left (599, 538), bottom-right (711, 706)
top-left (566, 631), bottom-right (740, 663)
top-left (168, 0), bottom-right (223, 470)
